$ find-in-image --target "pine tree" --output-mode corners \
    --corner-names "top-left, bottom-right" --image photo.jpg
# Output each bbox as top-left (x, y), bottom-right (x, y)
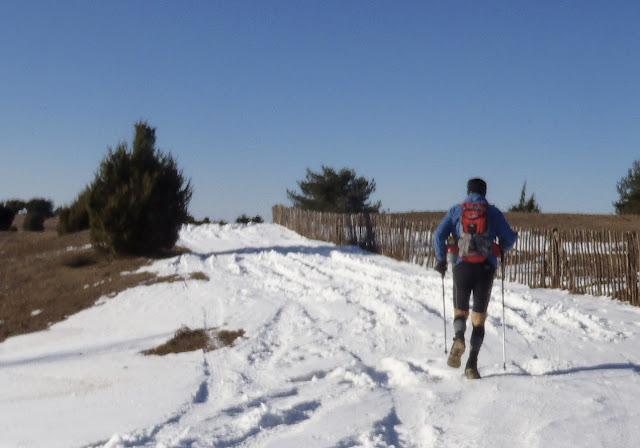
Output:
top-left (509, 182), bottom-right (540, 213)
top-left (517, 184), bottom-right (527, 210)
top-left (4, 200), bottom-right (26, 214)
top-left (88, 122), bottom-right (192, 255)
top-left (525, 194), bottom-right (540, 213)
top-left (26, 198), bottom-right (54, 218)
top-left (0, 204), bottom-right (15, 230)
top-left (236, 214), bottom-right (251, 224)
top-left (23, 211), bottom-right (45, 231)
top-left (57, 187), bottom-right (91, 235)
top-left (614, 160), bottom-right (640, 214)
top-left (287, 166), bottom-right (381, 213)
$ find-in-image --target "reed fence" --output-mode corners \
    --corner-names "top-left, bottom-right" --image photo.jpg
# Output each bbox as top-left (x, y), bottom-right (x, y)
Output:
top-left (273, 205), bottom-right (640, 306)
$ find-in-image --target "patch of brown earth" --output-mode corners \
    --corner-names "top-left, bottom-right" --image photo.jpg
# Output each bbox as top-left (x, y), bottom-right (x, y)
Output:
top-left (217, 329), bottom-right (245, 346)
top-left (0, 219), bottom-right (192, 343)
top-left (189, 271), bottom-right (209, 281)
top-left (142, 326), bottom-right (245, 356)
top-left (134, 271), bottom-right (208, 287)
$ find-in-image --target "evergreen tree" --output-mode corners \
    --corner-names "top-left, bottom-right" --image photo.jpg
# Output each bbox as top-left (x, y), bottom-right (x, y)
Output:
top-left (0, 204), bottom-right (15, 230)
top-left (516, 184), bottom-right (526, 210)
top-left (23, 211), bottom-right (45, 231)
top-left (524, 194), bottom-right (540, 213)
top-left (4, 199), bottom-right (26, 214)
top-left (57, 187), bottom-right (91, 235)
top-left (287, 166), bottom-right (381, 213)
top-left (614, 160), bottom-right (640, 214)
top-left (26, 198), bottom-right (54, 217)
top-left (88, 122), bottom-right (192, 255)
top-left (236, 214), bottom-right (251, 224)
top-left (509, 182), bottom-right (540, 213)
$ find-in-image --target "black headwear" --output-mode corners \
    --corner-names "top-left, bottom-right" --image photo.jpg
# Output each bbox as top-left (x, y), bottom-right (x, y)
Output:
top-left (467, 178), bottom-right (487, 197)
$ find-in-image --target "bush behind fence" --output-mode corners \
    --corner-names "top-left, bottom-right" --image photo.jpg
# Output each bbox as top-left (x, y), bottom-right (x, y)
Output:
top-left (273, 205), bottom-right (640, 306)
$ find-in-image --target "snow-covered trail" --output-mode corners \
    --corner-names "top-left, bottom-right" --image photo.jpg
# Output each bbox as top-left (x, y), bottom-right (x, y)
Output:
top-left (1, 224), bottom-right (639, 447)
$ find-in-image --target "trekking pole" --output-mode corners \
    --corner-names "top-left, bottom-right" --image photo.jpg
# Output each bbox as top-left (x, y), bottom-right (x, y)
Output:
top-left (441, 274), bottom-right (448, 354)
top-left (501, 251), bottom-right (507, 371)
top-left (443, 238), bottom-right (459, 355)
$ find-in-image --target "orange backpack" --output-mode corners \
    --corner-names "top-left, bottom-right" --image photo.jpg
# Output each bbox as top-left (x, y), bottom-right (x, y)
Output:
top-left (458, 202), bottom-right (493, 263)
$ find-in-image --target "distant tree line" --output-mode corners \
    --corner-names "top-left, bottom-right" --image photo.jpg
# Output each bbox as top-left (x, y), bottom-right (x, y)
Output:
top-left (185, 214), bottom-right (263, 226)
top-left (0, 198), bottom-right (55, 231)
top-left (186, 216), bottom-right (228, 226)
top-left (235, 214), bottom-right (264, 224)
top-left (5, 126), bottom-right (640, 253)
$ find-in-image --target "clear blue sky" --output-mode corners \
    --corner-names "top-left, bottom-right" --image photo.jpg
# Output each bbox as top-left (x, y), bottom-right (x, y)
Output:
top-left (1, 1), bottom-right (639, 220)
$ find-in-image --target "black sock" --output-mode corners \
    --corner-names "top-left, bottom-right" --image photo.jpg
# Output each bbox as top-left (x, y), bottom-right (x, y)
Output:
top-left (467, 350), bottom-right (479, 368)
top-left (470, 324), bottom-right (485, 353)
top-left (453, 317), bottom-right (466, 341)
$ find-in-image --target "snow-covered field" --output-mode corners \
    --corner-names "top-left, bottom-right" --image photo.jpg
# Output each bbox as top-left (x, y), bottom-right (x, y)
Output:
top-left (1, 224), bottom-right (639, 448)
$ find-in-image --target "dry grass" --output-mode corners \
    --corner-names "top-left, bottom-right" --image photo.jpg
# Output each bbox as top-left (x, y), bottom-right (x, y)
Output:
top-left (189, 271), bottom-right (209, 281)
top-left (62, 252), bottom-right (99, 268)
top-left (0, 215), bottom-right (216, 343)
top-left (217, 329), bottom-right (245, 346)
top-left (134, 271), bottom-right (208, 287)
top-left (143, 274), bottom-right (184, 285)
top-left (0, 217), bottom-right (176, 343)
top-left (142, 326), bottom-right (245, 356)
top-left (10, 214), bottom-right (58, 233)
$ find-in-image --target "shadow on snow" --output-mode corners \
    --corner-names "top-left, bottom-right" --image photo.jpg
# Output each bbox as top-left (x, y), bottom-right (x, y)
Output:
top-left (189, 244), bottom-right (375, 259)
top-left (484, 361), bottom-right (640, 379)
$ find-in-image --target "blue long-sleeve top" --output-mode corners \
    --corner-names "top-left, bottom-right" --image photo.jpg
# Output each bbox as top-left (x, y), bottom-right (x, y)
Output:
top-left (434, 193), bottom-right (518, 268)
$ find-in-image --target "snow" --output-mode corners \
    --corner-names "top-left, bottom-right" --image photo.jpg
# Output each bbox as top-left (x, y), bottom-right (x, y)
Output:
top-left (65, 244), bottom-right (93, 252)
top-left (1, 223), bottom-right (639, 447)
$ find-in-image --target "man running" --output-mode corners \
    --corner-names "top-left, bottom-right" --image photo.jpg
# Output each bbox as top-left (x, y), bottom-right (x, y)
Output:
top-left (434, 178), bottom-right (517, 379)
